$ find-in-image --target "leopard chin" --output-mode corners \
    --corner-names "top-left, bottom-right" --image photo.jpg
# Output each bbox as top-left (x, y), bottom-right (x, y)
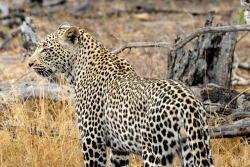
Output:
top-left (34, 68), bottom-right (53, 78)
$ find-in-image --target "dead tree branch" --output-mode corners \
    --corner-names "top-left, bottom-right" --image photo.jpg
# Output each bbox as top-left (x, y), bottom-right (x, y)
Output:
top-left (216, 112), bottom-right (250, 125)
top-left (210, 118), bottom-right (250, 138)
top-left (0, 81), bottom-right (72, 111)
top-left (112, 25), bottom-right (250, 54)
top-left (112, 41), bottom-right (172, 54)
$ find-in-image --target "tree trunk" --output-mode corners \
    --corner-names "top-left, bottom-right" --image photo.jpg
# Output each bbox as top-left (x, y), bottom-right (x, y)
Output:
top-left (167, 11), bottom-right (238, 88)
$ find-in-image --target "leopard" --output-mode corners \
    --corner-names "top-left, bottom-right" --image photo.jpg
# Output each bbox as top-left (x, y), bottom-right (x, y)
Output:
top-left (28, 22), bottom-right (214, 167)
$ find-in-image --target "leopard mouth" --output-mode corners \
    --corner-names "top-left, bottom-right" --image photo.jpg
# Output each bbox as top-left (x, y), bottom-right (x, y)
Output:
top-left (34, 68), bottom-right (53, 77)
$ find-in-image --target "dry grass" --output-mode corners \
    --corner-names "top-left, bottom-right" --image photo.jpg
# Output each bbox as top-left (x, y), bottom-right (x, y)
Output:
top-left (211, 138), bottom-right (250, 167)
top-left (0, 94), bottom-right (83, 166)
top-left (0, 86), bottom-right (249, 167)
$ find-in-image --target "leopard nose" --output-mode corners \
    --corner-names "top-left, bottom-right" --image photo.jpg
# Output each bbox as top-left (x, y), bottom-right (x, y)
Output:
top-left (28, 63), bottom-right (34, 67)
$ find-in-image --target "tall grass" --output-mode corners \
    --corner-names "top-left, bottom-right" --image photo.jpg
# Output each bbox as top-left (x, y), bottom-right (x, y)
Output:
top-left (0, 85), bottom-right (249, 167)
top-left (0, 91), bottom-right (83, 166)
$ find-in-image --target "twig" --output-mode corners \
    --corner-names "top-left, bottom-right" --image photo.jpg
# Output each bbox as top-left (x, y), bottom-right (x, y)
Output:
top-left (111, 25), bottom-right (250, 54)
top-left (237, 31), bottom-right (249, 41)
top-left (13, 71), bottom-right (33, 83)
top-left (219, 87), bottom-right (250, 123)
top-left (0, 38), bottom-right (10, 50)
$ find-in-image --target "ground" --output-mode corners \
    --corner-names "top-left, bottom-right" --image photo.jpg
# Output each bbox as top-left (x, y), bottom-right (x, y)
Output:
top-left (0, 0), bottom-right (249, 166)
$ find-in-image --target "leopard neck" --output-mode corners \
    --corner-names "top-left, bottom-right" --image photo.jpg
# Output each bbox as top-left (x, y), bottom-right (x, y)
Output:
top-left (68, 43), bottom-right (107, 88)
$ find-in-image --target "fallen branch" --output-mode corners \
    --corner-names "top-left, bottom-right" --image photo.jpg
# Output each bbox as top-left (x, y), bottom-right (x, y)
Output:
top-left (213, 112), bottom-right (250, 125)
top-left (0, 81), bottom-right (72, 111)
top-left (112, 24), bottom-right (250, 54)
top-left (210, 118), bottom-right (250, 138)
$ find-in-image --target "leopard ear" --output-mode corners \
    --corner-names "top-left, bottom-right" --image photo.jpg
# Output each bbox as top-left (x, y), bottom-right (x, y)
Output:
top-left (59, 27), bottom-right (80, 47)
top-left (58, 22), bottom-right (70, 30)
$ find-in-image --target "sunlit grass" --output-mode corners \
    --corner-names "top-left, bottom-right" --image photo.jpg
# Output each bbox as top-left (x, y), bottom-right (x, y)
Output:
top-left (0, 90), bottom-right (83, 167)
top-left (0, 84), bottom-right (249, 167)
top-left (211, 137), bottom-right (250, 167)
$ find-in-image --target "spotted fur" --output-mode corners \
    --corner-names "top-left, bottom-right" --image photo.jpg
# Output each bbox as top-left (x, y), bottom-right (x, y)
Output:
top-left (28, 23), bottom-right (214, 167)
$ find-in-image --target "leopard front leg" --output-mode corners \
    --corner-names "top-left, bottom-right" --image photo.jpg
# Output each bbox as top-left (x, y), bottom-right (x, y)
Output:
top-left (109, 149), bottom-right (130, 167)
top-left (78, 118), bottom-right (107, 167)
top-left (81, 137), bottom-right (107, 167)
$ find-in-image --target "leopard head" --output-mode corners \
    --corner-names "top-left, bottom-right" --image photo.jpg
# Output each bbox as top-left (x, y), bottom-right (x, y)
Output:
top-left (28, 22), bottom-right (80, 78)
